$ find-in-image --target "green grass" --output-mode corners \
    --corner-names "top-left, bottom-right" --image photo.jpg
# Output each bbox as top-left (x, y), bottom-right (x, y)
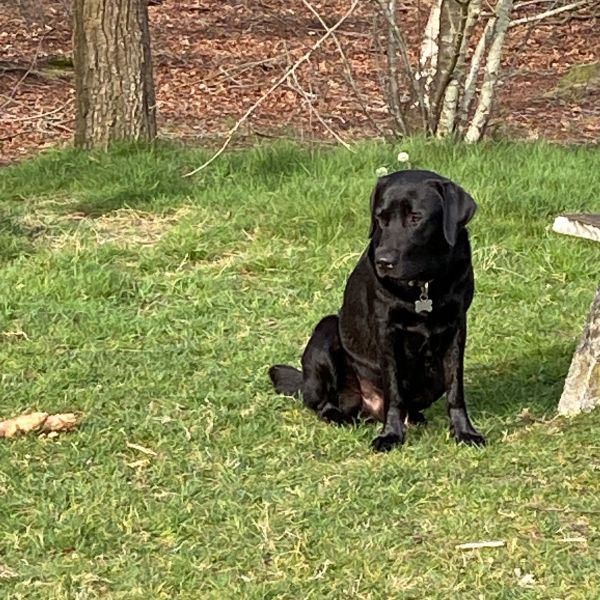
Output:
top-left (0, 139), bottom-right (599, 598)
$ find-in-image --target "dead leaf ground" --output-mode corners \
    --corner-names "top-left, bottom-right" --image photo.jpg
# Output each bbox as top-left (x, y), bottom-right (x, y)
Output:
top-left (0, 1), bottom-right (598, 162)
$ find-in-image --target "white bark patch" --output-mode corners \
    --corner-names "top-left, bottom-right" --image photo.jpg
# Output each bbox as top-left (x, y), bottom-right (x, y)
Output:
top-left (418, 0), bottom-right (442, 109)
top-left (465, 0), bottom-right (515, 143)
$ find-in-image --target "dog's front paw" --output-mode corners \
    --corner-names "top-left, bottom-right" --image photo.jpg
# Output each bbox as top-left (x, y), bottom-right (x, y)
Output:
top-left (371, 431), bottom-right (405, 452)
top-left (454, 428), bottom-right (486, 447)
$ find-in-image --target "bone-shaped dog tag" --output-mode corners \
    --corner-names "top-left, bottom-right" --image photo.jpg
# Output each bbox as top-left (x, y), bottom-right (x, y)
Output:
top-left (415, 298), bottom-right (433, 313)
top-left (415, 282), bottom-right (433, 313)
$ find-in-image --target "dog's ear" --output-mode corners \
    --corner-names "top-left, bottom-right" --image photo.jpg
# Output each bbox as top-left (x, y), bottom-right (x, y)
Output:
top-left (433, 180), bottom-right (477, 246)
top-left (369, 178), bottom-right (385, 238)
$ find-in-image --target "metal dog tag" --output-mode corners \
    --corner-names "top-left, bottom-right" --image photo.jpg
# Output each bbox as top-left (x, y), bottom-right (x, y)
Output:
top-left (415, 298), bottom-right (433, 313)
top-left (415, 282), bottom-right (433, 313)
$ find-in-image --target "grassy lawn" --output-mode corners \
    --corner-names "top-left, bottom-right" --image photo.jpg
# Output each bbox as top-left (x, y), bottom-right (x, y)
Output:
top-left (0, 139), bottom-right (599, 598)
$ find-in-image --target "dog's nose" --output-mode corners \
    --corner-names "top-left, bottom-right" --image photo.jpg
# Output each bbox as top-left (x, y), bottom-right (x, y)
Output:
top-left (376, 256), bottom-right (395, 270)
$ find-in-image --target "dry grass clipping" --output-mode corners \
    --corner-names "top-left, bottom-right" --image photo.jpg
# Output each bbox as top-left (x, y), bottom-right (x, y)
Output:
top-left (20, 207), bottom-right (190, 249)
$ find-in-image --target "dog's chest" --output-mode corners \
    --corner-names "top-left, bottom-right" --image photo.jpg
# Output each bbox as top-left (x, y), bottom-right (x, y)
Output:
top-left (393, 321), bottom-right (454, 363)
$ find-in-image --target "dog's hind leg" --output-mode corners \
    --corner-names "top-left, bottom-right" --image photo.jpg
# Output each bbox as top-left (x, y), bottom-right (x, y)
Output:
top-left (301, 315), bottom-right (345, 423)
top-left (269, 315), bottom-right (359, 424)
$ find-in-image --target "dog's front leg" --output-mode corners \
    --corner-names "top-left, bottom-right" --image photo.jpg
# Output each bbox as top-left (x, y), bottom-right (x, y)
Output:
top-left (444, 323), bottom-right (486, 446)
top-left (371, 333), bottom-right (408, 452)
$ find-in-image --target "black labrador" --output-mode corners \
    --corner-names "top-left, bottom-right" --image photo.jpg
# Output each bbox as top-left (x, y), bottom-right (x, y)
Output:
top-left (269, 169), bottom-right (485, 452)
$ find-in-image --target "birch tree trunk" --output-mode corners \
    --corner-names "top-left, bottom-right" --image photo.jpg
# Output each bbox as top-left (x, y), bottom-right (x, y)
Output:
top-left (385, 0), bottom-right (408, 135)
top-left (73, 0), bottom-right (157, 149)
top-left (458, 15), bottom-right (495, 132)
top-left (437, 0), bottom-right (481, 137)
top-left (418, 0), bottom-right (442, 111)
top-left (430, 0), bottom-right (465, 130)
top-left (464, 0), bottom-right (514, 143)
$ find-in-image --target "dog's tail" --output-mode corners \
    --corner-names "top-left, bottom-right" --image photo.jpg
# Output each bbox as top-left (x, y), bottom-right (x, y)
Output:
top-left (268, 364), bottom-right (302, 398)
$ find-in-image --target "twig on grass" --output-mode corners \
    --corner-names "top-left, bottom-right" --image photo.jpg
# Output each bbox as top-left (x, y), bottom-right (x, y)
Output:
top-left (525, 503), bottom-right (600, 515)
top-left (456, 540), bottom-right (506, 550)
top-left (182, 0), bottom-right (360, 177)
top-left (126, 442), bottom-right (158, 456)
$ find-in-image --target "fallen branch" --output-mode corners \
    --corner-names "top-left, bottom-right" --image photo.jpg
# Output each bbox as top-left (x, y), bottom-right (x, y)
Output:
top-left (301, 0), bottom-right (385, 137)
top-left (0, 35), bottom-right (45, 112)
top-left (513, 0), bottom-right (565, 10)
top-left (0, 60), bottom-right (35, 73)
top-left (509, 0), bottom-right (592, 26)
top-left (0, 412), bottom-right (80, 438)
top-left (0, 129), bottom-right (31, 143)
top-left (307, 28), bottom-right (372, 38)
top-left (0, 99), bottom-right (74, 124)
top-left (287, 71), bottom-right (356, 152)
top-left (183, 0), bottom-right (360, 177)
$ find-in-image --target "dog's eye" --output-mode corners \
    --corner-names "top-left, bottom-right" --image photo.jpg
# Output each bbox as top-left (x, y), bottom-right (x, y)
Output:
top-left (409, 212), bottom-right (422, 224)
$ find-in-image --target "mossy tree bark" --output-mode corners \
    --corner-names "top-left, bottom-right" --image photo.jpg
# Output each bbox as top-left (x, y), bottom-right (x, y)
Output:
top-left (73, 0), bottom-right (157, 149)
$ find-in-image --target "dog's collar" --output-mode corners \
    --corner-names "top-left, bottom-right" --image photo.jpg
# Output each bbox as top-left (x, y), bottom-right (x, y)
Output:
top-left (409, 280), bottom-right (433, 313)
top-left (408, 280), bottom-right (431, 289)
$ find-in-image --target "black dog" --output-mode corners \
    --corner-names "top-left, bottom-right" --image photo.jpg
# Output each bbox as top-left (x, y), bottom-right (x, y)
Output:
top-left (269, 169), bottom-right (485, 452)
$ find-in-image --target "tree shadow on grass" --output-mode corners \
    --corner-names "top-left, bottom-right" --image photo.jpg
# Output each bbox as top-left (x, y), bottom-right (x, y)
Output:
top-left (395, 342), bottom-right (577, 445)
top-left (468, 342), bottom-right (576, 421)
top-left (0, 212), bottom-right (37, 263)
top-left (278, 342), bottom-right (578, 449)
top-left (69, 189), bottom-right (162, 218)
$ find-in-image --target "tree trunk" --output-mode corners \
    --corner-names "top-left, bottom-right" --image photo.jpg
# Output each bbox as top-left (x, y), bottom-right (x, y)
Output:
top-left (458, 14), bottom-right (494, 132)
top-left (430, 0), bottom-right (464, 129)
top-left (464, 0), bottom-right (514, 144)
top-left (418, 0), bottom-right (442, 112)
top-left (384, 0), bottom-right (408, 135)
top-left (73, 0), bottom-right (157, 149)
top-left (437, 0), bottom-right (481, 137)
top-left (558, 285), bottom-right (600, 415)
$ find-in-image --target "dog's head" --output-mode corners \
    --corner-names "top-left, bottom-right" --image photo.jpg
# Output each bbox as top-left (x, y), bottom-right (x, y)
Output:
top-left (369, 170), bottom-right (476, 282)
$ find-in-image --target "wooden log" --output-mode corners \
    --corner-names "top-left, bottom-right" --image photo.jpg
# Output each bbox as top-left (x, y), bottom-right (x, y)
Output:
top-left (552, 214), bottom-right (600, 243)
top-left (558, 284), bottom-right (600, 415)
